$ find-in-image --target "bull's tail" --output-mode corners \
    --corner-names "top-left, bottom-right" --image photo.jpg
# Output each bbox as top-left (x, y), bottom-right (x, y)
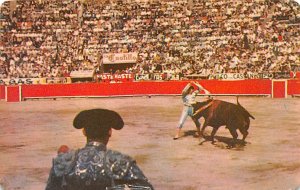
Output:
top-left (236, 96), bottom-right (255, 120)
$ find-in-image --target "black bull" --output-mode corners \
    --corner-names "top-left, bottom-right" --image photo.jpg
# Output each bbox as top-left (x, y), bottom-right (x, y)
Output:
top-left (192, 98), bottom-right (255, 143)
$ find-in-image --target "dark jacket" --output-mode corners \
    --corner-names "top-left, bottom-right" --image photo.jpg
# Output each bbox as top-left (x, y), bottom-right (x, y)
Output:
top-left (45, 142), bottom-right (154, 190)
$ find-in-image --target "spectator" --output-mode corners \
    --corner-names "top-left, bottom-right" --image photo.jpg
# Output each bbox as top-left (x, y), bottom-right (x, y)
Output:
top-left (45, 108), bottom-right (154, 190)
top-left (0, 0), bottom-right (299, 80)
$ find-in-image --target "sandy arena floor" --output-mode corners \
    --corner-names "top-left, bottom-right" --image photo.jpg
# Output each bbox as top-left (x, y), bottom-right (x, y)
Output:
top-left (0, 96), bottom-right (300, 190)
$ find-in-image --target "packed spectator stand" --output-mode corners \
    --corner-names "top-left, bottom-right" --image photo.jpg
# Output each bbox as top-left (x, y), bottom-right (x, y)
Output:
top-left (0, 0), bottom-right (300, 83)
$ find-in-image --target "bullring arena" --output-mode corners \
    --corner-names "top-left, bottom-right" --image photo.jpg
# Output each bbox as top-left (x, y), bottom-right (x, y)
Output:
top-left (1, 81), bottom-right (300, 190)
top-left (1, 0), bottom-right (300, 189)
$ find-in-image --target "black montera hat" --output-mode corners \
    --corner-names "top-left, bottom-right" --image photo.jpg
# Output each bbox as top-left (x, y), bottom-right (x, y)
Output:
top-left (73, 109), bottom-right (124, 138)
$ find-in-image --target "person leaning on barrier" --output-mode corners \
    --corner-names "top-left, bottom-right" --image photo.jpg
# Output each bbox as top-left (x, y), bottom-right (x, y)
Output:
top-left (45, 109), bottom-right (154, 190)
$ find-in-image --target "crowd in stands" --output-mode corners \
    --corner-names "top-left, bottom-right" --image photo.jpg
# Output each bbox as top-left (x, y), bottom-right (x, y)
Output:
top-left (0, 0), bottom-right (300, 80)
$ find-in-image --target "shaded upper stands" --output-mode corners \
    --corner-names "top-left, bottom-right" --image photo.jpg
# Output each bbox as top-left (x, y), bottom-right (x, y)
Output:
top-left (0, 0), bottom-right (299, 79)
top-left (0, 0), bottom-right (84, 79)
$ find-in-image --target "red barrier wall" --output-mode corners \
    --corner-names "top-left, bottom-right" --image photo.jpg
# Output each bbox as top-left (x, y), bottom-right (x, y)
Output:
top-left (6, 86), bottom-right (21, 102)
top-left (272, 81), bottom-right (286, 98)
top-left (21, 80), bottom-right (272, 99)
top-left (0, 85), bottom-right (5, 100)
top-left (195, 80), bottom-right (271, 94)
top-left (288, 80), bottom-right (300, 95)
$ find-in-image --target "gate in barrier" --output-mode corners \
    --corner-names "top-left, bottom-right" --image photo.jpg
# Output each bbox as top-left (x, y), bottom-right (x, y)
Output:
top-left (5, 86), bottom-right (22, 102)
top-left (272, 80), bottom-right (287, 98)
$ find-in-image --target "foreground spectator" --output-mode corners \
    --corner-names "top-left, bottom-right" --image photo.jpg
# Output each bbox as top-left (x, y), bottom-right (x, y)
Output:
top-left (45, 109), bottom-right (154, 190)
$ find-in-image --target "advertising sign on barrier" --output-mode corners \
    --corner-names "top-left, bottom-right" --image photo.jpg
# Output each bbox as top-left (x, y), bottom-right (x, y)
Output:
top-left (134, 73), bottom-right (180, 81)
top-left (96, 73), bottom-right (134, 82)
top-left (0, 78), bottom-right (72, 85)
top-left (208, 72), bottom-right (290, 80)
top-left (0, 78), bottom-right (44, 85)
top-left (70, 70), bottom-right (95, 78)
top-left (46, 77), bottom-right (72, 84)
top-left (272, 72), bottom-right (292, 79)
top-left (152, 73), bottom-right (164, 81)
top-left (135, 74), bottom-right (150, 81)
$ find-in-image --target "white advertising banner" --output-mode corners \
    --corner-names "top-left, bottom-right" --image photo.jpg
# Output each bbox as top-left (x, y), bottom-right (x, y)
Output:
top-left (103, 53), bottom-right (138, 64)
top-left (70, 70), bottom-right (95, 78)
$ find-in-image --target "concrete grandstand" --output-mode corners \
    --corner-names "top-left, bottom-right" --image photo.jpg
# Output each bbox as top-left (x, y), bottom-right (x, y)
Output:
top-left (0, 0), bottom-right (299, 82)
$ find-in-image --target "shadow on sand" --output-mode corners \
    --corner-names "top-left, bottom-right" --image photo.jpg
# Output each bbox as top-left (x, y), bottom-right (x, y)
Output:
top-left (182, 130), bottom-right (198, 137)
top-left (183, 130), bottom-right (248, 150)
